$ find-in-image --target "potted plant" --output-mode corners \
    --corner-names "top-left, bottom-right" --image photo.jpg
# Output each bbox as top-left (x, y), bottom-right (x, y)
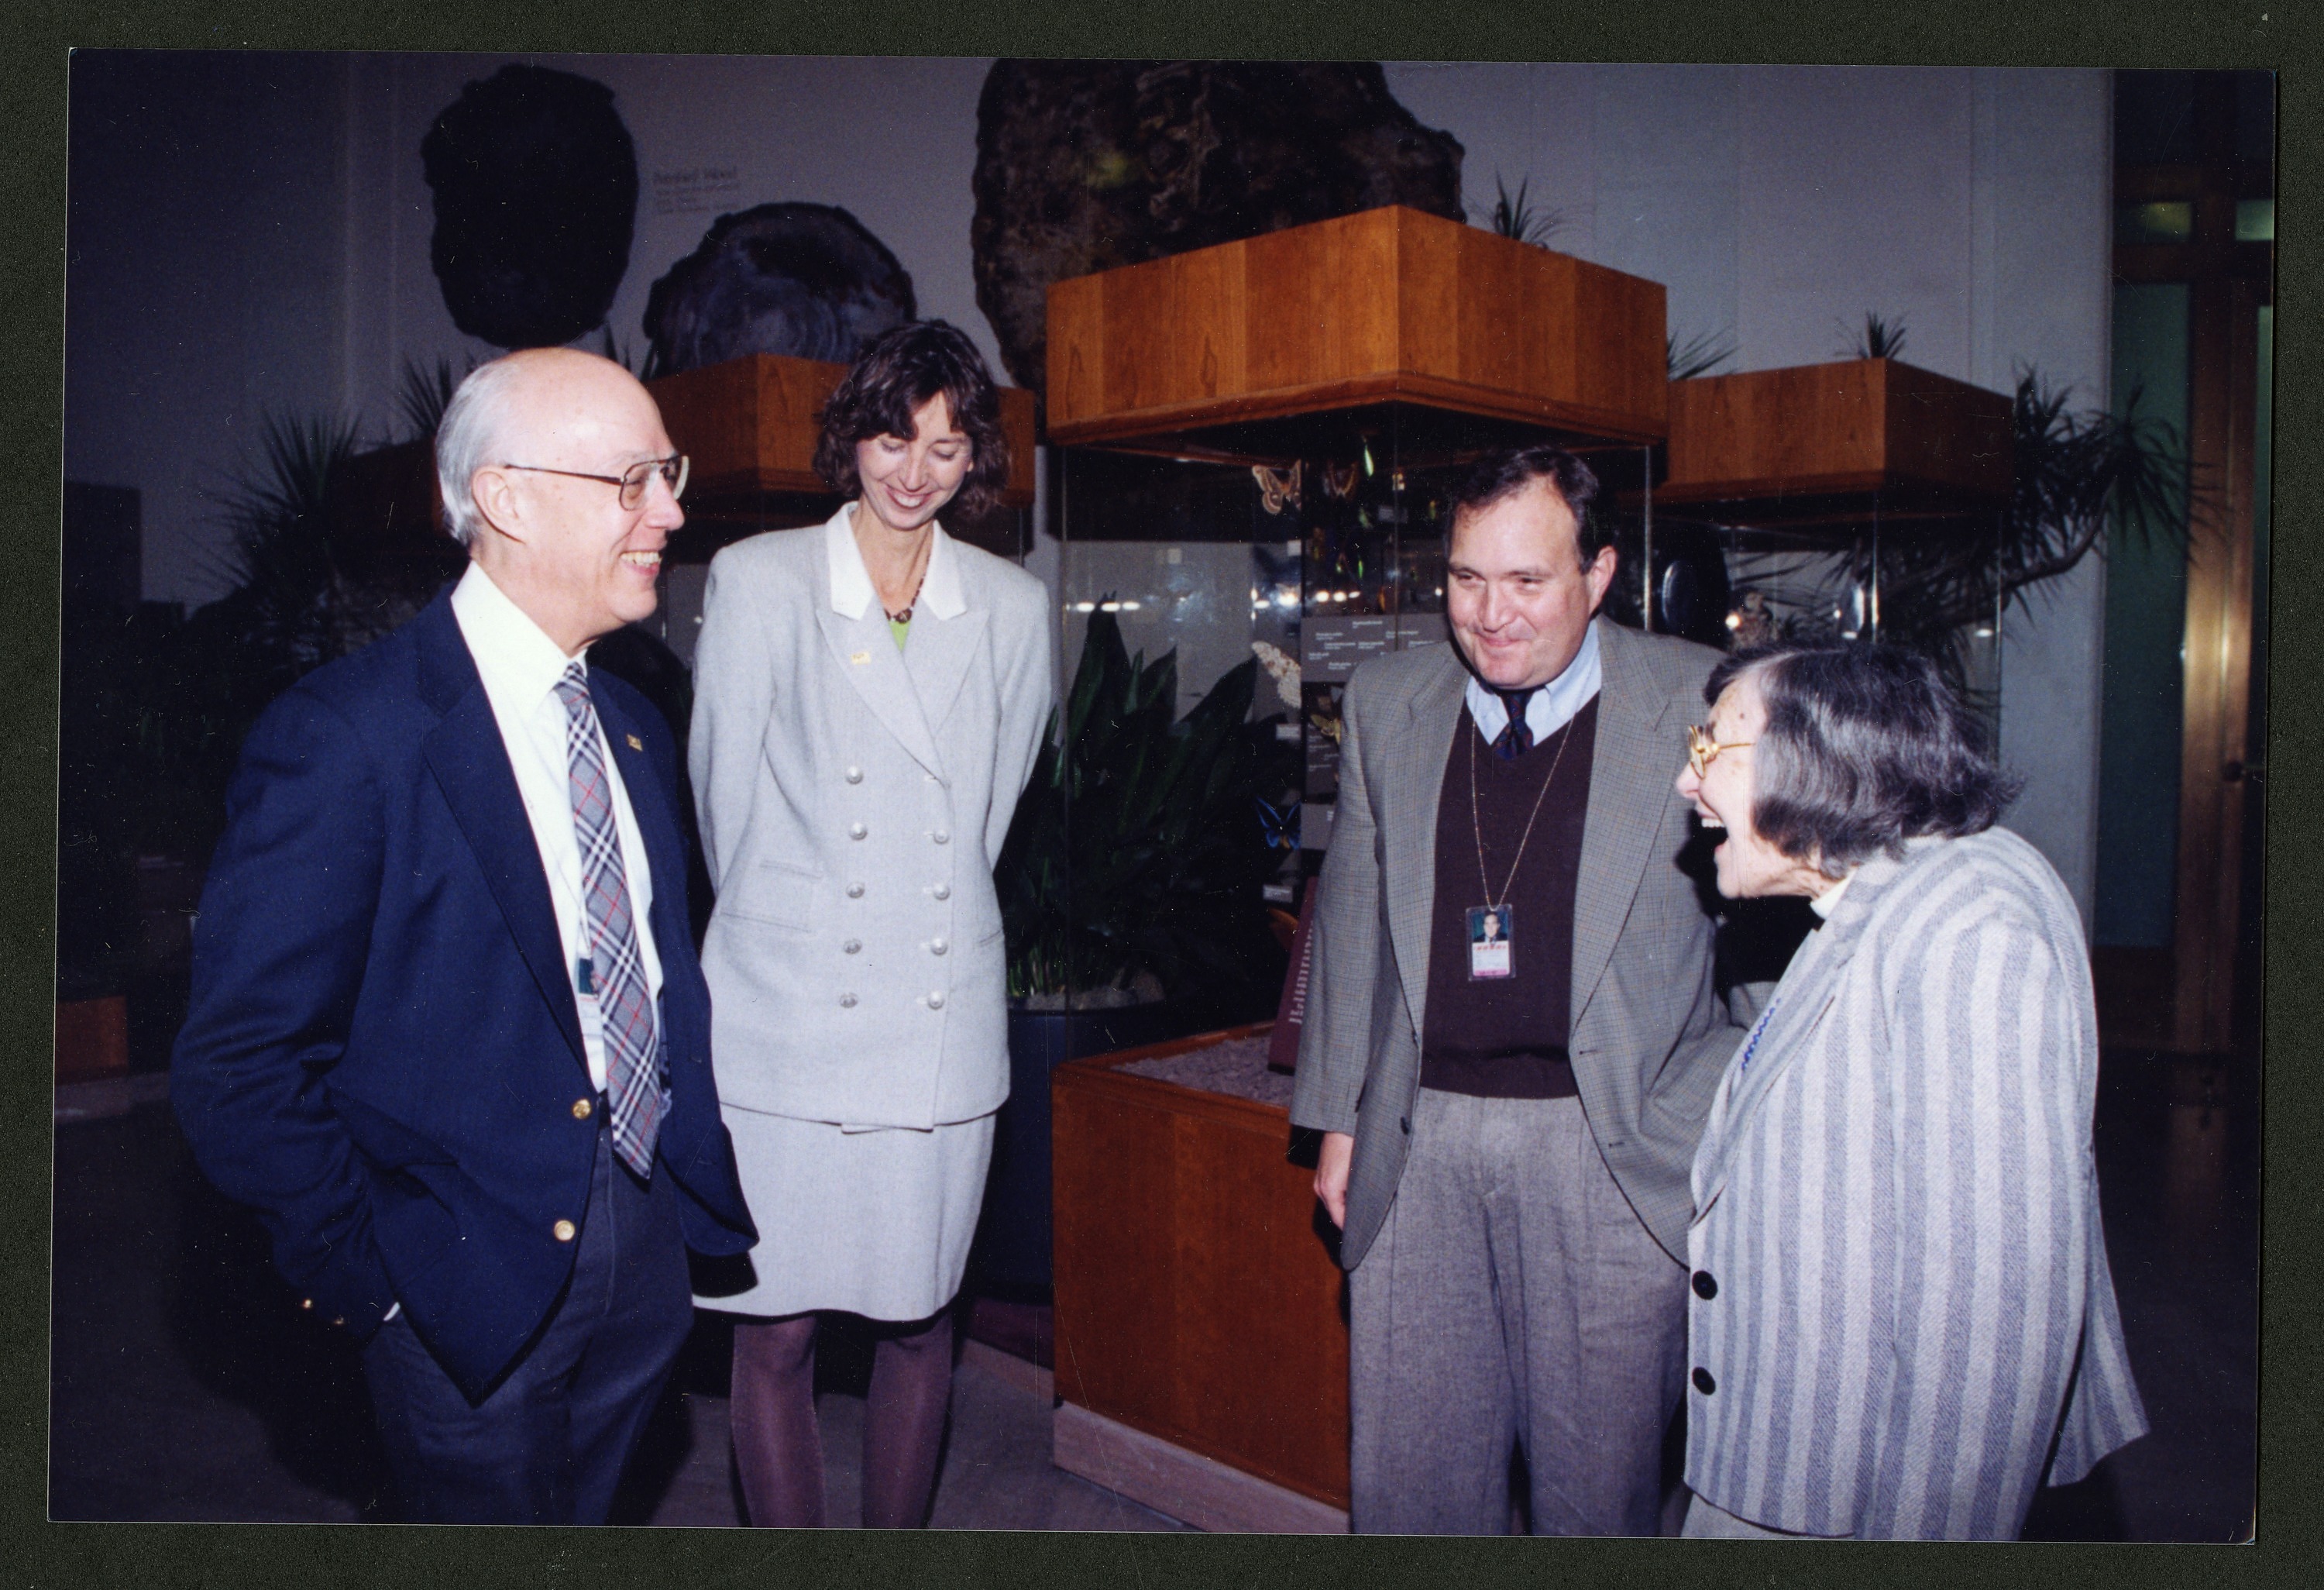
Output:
top-left (970, 608), bottom-right (1301, 1294)
top-left (70, 411), bottom-right (445, 1079)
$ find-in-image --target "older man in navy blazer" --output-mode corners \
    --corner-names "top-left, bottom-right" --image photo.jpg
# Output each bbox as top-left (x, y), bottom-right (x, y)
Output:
top-left (172, 348), bottom-right (755, 1523)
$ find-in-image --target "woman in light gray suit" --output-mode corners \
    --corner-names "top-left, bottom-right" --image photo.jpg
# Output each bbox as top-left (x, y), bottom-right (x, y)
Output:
top-left (688, 322), bottom-right (1053, 1528)
top-left (1671, 642), bottom-right (2146, 1540)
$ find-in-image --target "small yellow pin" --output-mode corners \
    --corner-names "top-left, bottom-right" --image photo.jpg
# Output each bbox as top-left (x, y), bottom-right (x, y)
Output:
top-left (851, 650), bottom-right (871, 665)
top-left (625, 734), bottom-right (643, 752)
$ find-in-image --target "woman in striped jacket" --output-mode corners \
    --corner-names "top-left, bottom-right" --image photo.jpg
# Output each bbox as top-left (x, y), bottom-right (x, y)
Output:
top-left (1670, 641), bottom-right (2146, 1540)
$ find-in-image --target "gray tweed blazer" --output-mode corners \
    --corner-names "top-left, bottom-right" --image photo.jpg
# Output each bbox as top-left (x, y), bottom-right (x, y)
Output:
top-left (1289, 618), bottom-right (1764, 1269)
top-left (1683, 829), bottom-right (2147, 1538)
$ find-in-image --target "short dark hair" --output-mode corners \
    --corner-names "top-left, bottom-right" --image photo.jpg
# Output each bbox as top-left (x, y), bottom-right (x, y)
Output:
top-left (1706, 641), bottom-right (2020, 877)
top-left (1446, 444), bottom-right (1611, 567)
top-left (813, 320), bottom-right (1012, 519)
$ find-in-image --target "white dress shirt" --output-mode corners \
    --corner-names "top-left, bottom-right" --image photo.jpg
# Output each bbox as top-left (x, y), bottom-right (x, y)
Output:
top-left (450, 561), bottom-right (663, 1094)
top-left (1463, 618), bottom-right (1604, 746)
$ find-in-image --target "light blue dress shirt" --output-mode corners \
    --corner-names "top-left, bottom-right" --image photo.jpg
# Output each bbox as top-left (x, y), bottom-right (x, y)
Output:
top-left (1462, 619), bottom-right (1604, 745)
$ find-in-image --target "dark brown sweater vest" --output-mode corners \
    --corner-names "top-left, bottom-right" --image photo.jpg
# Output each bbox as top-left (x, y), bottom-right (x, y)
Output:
top-left (1418, 695), bottom-right (1599, 1098)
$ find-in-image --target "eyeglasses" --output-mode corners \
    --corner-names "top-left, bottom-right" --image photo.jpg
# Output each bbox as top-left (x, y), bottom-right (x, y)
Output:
top-left (501, 454), bottom-right (689, 510)
top-left (1685, 724), bottom-right (1755, 779)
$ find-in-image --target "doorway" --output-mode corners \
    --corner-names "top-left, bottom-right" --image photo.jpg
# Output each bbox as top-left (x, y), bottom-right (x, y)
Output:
top-left (2092, 70), bottom-right (2273, 1058)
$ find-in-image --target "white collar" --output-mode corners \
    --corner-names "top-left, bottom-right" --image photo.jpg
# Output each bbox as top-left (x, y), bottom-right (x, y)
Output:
top-left (450, 559), bottom-right (586, 707)
top-left (1463, 619), bottom-right (1604, 746)
top-left (1809, 870), bottom-right (1857, 919)
top-left (825, 503), bottom-right (967, 622)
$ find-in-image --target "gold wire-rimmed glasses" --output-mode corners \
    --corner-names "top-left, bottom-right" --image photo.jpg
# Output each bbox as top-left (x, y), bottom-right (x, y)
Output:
top-left (1685, 724), bottom-right (1755, 779)
top-left (501, 454), bottom-right (689, 510)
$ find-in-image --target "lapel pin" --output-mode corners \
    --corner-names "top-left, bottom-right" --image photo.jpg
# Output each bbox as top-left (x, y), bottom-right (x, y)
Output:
top-left (625, 734), bottom-right (643, 752)
top-left (851, 650), bottom-right (871, 665)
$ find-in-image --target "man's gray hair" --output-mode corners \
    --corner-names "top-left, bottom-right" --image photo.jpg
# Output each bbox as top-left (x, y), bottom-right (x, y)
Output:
top-left (434, 355), bottom-right (531, 548)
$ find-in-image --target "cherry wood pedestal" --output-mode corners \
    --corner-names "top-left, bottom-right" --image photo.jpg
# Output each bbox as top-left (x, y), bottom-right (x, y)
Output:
top-left (1050, 1024), bottom-right (1351, 1527)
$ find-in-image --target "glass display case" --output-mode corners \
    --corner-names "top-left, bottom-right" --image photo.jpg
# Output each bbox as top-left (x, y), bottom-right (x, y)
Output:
top-left (1644, 355), bottom-right (2020, 737)
top-left (1634, 510), bottom-right (2007, 730)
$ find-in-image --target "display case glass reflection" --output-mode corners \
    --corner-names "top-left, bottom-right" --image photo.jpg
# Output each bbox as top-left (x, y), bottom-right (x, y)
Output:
top-left (1056, 439), bottom-right (1472, 872)
top-left (1634, 513), bottom-right (2006, 744)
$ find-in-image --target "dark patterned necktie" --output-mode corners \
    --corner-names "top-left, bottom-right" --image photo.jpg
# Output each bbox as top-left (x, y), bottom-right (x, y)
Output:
top-left (553, 662), bottom-right (662, 1177)
top-left (1493, 687), bottom-right (1539, 759)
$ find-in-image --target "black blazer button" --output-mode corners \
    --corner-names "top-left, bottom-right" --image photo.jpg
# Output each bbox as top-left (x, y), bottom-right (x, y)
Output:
top-left (1693, 1367), bottom-right (1717, 1396)
top-left (1692, 1269), bottom-right (1717, 1299)
top-left (1399, 1116), bottom-right (1411, 1134)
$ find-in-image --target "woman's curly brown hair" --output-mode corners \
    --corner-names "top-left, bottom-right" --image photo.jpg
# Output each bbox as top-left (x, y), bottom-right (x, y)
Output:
top-left (813, 319), bottom-right (1011, 519)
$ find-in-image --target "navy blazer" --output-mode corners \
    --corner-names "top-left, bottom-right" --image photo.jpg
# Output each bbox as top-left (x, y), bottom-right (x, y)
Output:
top-left (172, 588), bottom-right (755, 1402)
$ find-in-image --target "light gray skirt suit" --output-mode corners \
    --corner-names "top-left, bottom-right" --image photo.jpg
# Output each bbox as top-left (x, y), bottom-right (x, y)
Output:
top-left (689, 506), bottom-right (1053, 1319)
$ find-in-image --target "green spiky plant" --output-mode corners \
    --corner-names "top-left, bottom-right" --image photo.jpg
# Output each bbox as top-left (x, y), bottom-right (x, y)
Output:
top-left (1667, 327), bottom-right (1738, 382)
top-left (1844, 310), bottom-right (1910, 360)
top-left (1868, 370), bottom-right (2191, 676)
top-left (1483, 173), bottom-right (1565, 249)
top-left (131, 410), bottom-right (431, 862)
top-left (996, 609), bottom-right (1301, 1013)
top-left (1705, 370), bottom-right (2192, 707)
top-left (394, 353), bottom-right (478, 444)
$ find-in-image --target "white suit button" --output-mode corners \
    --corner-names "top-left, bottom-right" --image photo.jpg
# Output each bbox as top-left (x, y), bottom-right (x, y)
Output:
top-left (843, 939), bottom-right (861, 955)
top-left (847, 883), bottom-right (865, 899)
top-left (930, 938), bottom-right (948, 955)
top-left (839, 993), bottom-right (858, 1009)
top-left (848, 821), bottom-right (868, 840)
top-left (927, 991), bottom-right (946, 1009)
top-left (844, 766), bottom-right (863, 783)
top-left (932, 829), bottom-right (950, 845)
top-left (932, 883), bottom-right (950, 900)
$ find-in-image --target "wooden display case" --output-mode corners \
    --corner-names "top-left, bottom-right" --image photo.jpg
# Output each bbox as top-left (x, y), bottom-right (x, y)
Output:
top-left (1659, 356), bottom-right (2014, 527)
top-left (1046, 205), bottom-right (1669, 464)
top-left (1050, 1024), bottom-right (1350, 1516)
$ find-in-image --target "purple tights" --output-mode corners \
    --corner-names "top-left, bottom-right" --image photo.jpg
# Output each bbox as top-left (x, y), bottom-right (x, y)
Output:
top-left (729, 1308), bottom-right (954, 1528)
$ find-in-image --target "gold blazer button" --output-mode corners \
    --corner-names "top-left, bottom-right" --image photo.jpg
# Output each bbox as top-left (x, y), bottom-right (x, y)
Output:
top-left (572, 1097), bottom-right (593, 1120)
top-left (554, 1220), bottom-right (577, 1243)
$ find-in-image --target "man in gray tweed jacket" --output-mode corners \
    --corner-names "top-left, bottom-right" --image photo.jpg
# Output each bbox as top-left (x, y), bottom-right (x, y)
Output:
top-left (1290, 444), bottom-right (1765, 1535)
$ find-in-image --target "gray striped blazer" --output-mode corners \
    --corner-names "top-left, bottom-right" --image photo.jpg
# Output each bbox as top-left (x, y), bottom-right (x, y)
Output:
top-left (1684, 829), bottom-right (2147, 1540)
top-left (1289, 618), bottom-right (1767, 1269)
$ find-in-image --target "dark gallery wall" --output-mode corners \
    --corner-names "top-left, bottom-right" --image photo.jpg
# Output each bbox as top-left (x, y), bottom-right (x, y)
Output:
top-left (67, 52), bottom-right (356, 600)
top-left (61, 53), bottom-right (2117, 922)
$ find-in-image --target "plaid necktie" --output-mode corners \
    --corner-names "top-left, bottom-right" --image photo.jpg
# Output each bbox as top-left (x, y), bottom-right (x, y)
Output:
top-left (553, 662), bottom-right (662, 1177)
top-left (1492, 688), bottom-right (1538, 759)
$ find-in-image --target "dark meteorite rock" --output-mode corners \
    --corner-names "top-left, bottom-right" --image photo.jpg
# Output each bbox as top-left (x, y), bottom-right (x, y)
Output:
top-left (421, 64), bottom-right (638, 349)
top-left (641, 203), bottom-right (918, 376)
top-left (971, 60), bottom-right (1466, 397)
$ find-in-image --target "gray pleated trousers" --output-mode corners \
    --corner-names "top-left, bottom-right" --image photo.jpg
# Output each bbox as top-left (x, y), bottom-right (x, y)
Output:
top-left (1348, 1088), bottom-right (1688, 1535)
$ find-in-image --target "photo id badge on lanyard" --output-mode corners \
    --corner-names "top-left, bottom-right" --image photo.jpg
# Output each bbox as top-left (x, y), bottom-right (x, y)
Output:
top-left (1467, 904), bottom-right (1514, 979)
top-left (1465, 698), bottom-right (1576, 986)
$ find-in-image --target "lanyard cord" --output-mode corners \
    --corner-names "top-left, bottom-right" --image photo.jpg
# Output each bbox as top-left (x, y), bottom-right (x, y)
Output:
top-left (1470, 702), bottom-right (1576, 910)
